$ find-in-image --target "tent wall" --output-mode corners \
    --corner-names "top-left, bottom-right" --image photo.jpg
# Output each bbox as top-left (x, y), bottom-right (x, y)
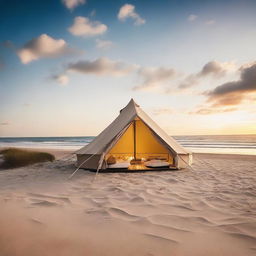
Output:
top-left (107, 123), bottom-right (134, 158)
top-left (76, 154), bottom-right (103, 169)
top-left (135, 120), bottom-right (170, 161)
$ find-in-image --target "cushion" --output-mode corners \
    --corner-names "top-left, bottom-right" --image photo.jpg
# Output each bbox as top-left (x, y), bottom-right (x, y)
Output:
top-left (106, 155), bottom-right (116, 165)
top-left (144, 160), bottom-right (170, 168)
top-left (108, 162), bottom-right (130, 169)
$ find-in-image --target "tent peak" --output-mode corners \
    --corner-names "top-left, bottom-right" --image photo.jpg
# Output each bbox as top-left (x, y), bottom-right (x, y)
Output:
top-left (129, 98), bottom-right (140, 107)
top-left (120, 98), bottom-right (140, 113)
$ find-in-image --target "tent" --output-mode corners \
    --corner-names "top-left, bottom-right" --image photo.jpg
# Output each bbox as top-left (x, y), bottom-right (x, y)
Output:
top-left (76, 99), bottom-right (192, 171)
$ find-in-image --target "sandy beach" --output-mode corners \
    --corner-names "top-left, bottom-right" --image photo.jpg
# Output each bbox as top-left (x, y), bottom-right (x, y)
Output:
top-left (0, 149), bottom-right (255, 256)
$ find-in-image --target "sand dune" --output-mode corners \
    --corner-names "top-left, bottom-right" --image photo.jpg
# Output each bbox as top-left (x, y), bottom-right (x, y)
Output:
top-left (0, 152), bottom-right (256, 255)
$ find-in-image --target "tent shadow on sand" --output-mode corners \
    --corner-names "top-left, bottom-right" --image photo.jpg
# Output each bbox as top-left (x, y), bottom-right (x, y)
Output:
top-left (75, 99), bottom-right (193, 173)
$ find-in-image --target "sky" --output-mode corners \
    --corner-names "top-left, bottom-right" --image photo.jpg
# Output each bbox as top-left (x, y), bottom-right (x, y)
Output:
top-left (0, 0), bottom-right (256, 137)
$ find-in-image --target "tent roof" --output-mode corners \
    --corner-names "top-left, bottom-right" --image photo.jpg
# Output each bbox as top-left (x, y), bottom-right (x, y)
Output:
top-left (76, 99), bottom-right (189, 155)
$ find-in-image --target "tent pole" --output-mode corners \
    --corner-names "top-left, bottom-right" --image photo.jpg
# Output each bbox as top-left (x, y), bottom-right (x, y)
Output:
top-left (93, 153), bottom-right (105, 182)
top-left (133, 120), bottom-right (136, 160)
top-left (177, 154), bottom-right (195, 171)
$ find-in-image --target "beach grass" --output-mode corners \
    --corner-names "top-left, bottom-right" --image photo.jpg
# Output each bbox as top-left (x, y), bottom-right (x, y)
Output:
top-left (0, 148), bottom-right (55, 169)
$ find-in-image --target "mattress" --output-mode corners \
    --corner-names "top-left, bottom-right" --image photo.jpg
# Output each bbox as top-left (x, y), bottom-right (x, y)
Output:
top-left (107, 162), bottom-right (130, 169)
top-left (144, 160), bottom-right (170, 168)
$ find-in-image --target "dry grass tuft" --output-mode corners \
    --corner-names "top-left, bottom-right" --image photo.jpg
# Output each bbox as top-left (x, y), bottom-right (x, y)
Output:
top-left (0, 148), bottom-right (55, 169)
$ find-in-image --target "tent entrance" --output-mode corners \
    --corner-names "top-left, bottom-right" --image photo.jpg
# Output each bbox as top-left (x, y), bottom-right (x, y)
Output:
top-left (105, 118), bottom-right (174, 169)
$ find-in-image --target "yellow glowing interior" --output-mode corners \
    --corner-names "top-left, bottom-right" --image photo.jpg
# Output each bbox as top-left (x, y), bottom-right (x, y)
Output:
top-left (107, 118), bottom-right (173, 164)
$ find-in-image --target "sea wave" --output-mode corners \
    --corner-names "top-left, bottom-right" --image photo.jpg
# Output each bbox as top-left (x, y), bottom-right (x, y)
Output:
top-left (0, 135), bottom-right (256, 155)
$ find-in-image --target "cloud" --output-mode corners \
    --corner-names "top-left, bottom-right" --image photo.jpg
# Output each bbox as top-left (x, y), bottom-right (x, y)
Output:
top-left (190, 106), bottom-right (237, 115)
top-left (178, 74), bottom-right (199, 89)
top-left (190, 62), bottom-right (256, 115)
top-left (205, 19), bottom-right (216, 25)
top-left (0, 122), bottom-right (10, 126)
top-left (152, 108), bottom-right (173, 115)
top-left (67, 57), bottom-right (136, 77)
top-left (51, 57), bottom-right (136, 84)
top-left (188, 14), bottom-right (198, 22)
top-left (189, 62), bottom-right (256, 115)
top-left (178, 61), bottom-right (237, 89)
top-left (239, 61), bottom-right (256, 70)
top-left (208, 93), bottom-right (245, 107)
top-left (206, 63), bottom-right (256, 106)
top-left (118, 4), bottom-right (145, 25)
top-left (133, 67), bottom-right (177, 91)
top-left (62, 0), bottom-right (85, 10)
top-left (199, 61), bottom-right (236, 77)
top-left (51, 74), bottom-right (69, 85)
top-left (68, 16), bottom-right (107, 37)
top-left (95, 39), bottom-right (113, 49)
top-left (17, 34), bottom-right (71, 64)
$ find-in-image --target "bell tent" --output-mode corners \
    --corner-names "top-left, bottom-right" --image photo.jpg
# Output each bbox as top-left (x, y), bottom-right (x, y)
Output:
top-left (76, 99), bottom-right (192, 171)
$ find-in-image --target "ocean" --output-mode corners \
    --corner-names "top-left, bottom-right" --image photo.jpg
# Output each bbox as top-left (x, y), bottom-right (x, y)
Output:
top-left (0, 135), bottom-right (256, 155)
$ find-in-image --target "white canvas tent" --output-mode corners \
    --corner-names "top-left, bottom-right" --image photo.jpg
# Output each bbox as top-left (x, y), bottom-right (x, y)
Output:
top-left (76, 99), bottom-right (192, 171)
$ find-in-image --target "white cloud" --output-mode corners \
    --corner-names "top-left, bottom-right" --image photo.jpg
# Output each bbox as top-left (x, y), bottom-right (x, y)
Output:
top-left (205, 19), bottom-right (216, 25)
top-left (67, 57), bottom-right (136, 76)
top-left (188, 14), bottom-right (198, 22)
top-left (51, 57), bottom-right (136, 85)
top-left (68, 16), bottom-right (107, 37)
top-left (52, 74), bottom-right (69, 85)
top-left (95, 39), bottom-right (113, 49)
top-left (118, 4), bottom-right (145, 25)
top-left (133, 67), bottom-right (177, 91)
top-left (17, 34), bottom-right (71, 64)
top-left (62, 0), bottom-right (86, 10)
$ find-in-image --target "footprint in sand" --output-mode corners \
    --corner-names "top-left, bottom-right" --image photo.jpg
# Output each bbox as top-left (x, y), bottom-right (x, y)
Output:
top-left (143, 233), bottom-right (179, 245)
top-left (27, 193), bottom-right (71, 203)
top-left (128, 196), bottom-right (145, 204)
top-left (31, 200), bottom-right (59, 207)
top-left (85, 208), bottom-right (110, 218)
top-left (107, 207), bottom-right (141, 221)
top-left (28, 218), bottom-right (45, 225)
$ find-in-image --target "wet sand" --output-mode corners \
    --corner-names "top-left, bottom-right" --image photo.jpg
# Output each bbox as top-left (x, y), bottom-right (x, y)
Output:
top-left (0, 150), bottom-right (255, 256)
